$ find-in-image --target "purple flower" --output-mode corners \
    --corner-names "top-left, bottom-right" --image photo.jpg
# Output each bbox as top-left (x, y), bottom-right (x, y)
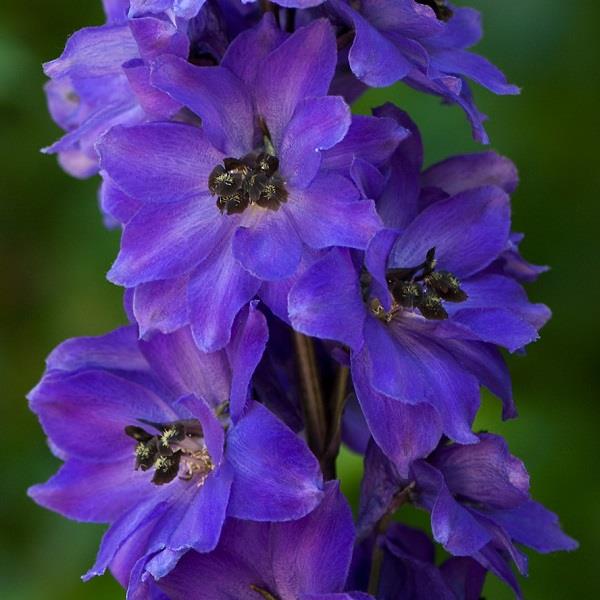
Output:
top-left (329, 0), bottom-right (519, 142)
top-left (289, 107), bottom-right (550, 472)
top-left (156, 482), bottom-right (372, 600)
top-left (350, 523), bottom-right (487, 600)
top-left (98, 16), bottom-right (403, 351)
top-left (43, 0), bottom-right (248, 179)
top-left (28, 304), bottom-right (324, 593)
top-left (358, 437), bottom-right (578, 598)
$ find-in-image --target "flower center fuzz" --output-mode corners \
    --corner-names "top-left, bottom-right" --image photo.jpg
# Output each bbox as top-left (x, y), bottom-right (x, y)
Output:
top-left (208, 153), bottom-right (288, 215)
top-left (125, 419), bottom-right (214, 486)
top-left (366, 247), bottom-right (467, 323)
top-left (416, 0), bottom-right (453, 21)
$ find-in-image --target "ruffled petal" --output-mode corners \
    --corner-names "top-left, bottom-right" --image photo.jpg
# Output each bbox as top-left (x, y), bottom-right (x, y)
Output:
top-left (280, 96), bottom-right (351, 188)
top-left (289, 249), bottom-right (367, 350)
top-left (254, 19), bottom-right (337, 147)
top-left (98, 122), bottom-right (224, 203)
top-left (233, 210), bottom-right (303, 281)
top-left (226, 403), bottom-right (323, 521)
top-left (151, 56), bottom-right (255, 155)
top-left (390, 186), bottom-right (511, 279)
top-left (188, 236), bottom-right (261, 352)
top-left (286, 173), bottom-right (382, 250)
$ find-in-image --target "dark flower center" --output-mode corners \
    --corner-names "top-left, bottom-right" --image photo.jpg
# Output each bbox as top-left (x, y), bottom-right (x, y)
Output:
top-left (208, 152), bottom-right (288, 215)
top-left (125, 419), bottom-right (214, 486)
top-left (416, 0), bottom-right (453, 21)
top-left (366, 247), bottom-right (467, 322)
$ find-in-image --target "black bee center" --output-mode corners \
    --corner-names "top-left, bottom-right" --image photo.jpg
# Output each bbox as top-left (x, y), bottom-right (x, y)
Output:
top-left (416, 0), bottom-right (453, 22)
top-left (124, 419), bottom-right (213, 486)
top-left (384, 247), bottom-right (467, 321)
top-left (208, 152), bottom-right (288, 215)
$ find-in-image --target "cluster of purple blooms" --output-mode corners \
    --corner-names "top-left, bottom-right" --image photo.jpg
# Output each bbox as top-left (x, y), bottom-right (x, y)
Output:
top-left (31, 0), bottom-right (576, 598)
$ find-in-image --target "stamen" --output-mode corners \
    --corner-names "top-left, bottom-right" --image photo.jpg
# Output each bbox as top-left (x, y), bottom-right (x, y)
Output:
top-left (367, 247), bottom-right (467, 323)
top-left (209, 152), bottom-right (288, 215)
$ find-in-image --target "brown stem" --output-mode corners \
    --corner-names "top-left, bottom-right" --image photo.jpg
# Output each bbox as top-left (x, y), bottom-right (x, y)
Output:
top-left (293, 331), bottom-right (327, 459)
top-left (321, 365), bottom-right (349, 480)
top-left (367, 482), bottom-right (415, 595)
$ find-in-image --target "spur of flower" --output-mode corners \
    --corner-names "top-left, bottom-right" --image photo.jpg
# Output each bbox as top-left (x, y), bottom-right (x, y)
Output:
top-left (28, 304), bottom-right (323, 593)
top-left (99, 16), bottom-right (403, 352)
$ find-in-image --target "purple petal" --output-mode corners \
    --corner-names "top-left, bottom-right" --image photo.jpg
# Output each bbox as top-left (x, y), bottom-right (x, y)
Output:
top-left (226, 402), bottom-right (323, 521)
top-left (334, 1), bottom-right (412, 87)
top-left (486, 500), bottom-right (578, 553)
top-left (84, 499), bottom-right (169, 581)
top-left (227, 302), bottom-right (269, 421)
top-left (128, 15), bottom-right (189, 61)
top-left (321, 113), bottom-right (409, 172)
top-left (44, 25), bottom-right (138, 79)
top-left (188, 236), bottom-right (261, 352)
top-left (221, 12), bottom-right (287, 86)
top-left (391, 186), bottom-right (511, 279)
top-left (108, 196), bottom-right (225, 286)
top-left (151, 56), bottom-right (255, 155)
top-left (286, 173), bottom-right (382, 250)
top-left (364, 318), bottom-right (480, 444)
top-left (100, 178), bottom-right (141, 225)
top-left (98, 122), bottom-right (224, 203)
top-left (431, 49), bottom-right (520, 96)
top-left (440, 557), bottom-right (487, 600)
top-left (272, 482), bottom-right (354, 597)
top-left (443, 339), bottom-right (515, 419)
top-left (289, 249), bottom-right (367, 350)
top-left (29, 370), bottom-right (178, 461)
top-left (431, 434), bottom-right (530, 510)
top-left (233, 210), bottom-right (303, 281)
top-left (139, 326), bottom-right (230, 406)
top-left (412, 461), bottom-right (492, 556)
top-left (46, 325), bottom-right (147, 374)
top-left (280, 96), bottom-right (351, 188)
top-left (422, 152), bottom-right (518, 195)
top-left (352, 351), bottom-right (442, 478)
top-left (133, 276), bottom-right (190, 337)
top-left (254, 19), bottom-right (337, 147)
top-left (28, 458), bottom-right (153, 523)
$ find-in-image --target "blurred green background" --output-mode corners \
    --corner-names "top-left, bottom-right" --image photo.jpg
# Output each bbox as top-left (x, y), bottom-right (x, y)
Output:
top-left (0, 1), bottom-right (598, 598)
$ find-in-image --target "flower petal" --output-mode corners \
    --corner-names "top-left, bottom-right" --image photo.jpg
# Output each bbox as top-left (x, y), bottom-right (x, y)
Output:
top-left (98, 122), bottom-right (223, 203)
top-left (280, 96), bottom-right (351, 188)
top-left (108, 196), bottom-right (224, 286)
top-left (139, 326), bottom-right (230, 407)
top-left (227, 302), bottom-right (269, 421)
top-left (188, 237), bottom-right (261, 352)
top-left (226, 402), bottom-right (323, 521)
top-left (289, 249), bottom-right (366, 350)
top-left (28, 458), bottom-right (153, 523)
top-left (390, 186), bottom-right (511, 279)
top-left (272, 482), bottom-right (354, 597)
top-left (286, 173), bottom-right (382, 250)
top-left (255, 19), bottom-right (337, 147)
top-left (151, 55), bottom-right (255, 155)
top-left (133, 276), bottom-right (190, 338)
top-left (233, 210), bottom-right (303, 281)
top-left (29, 370), bottom-right (178, 461)
top-left (422, 152), bottom-right (518, 196)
